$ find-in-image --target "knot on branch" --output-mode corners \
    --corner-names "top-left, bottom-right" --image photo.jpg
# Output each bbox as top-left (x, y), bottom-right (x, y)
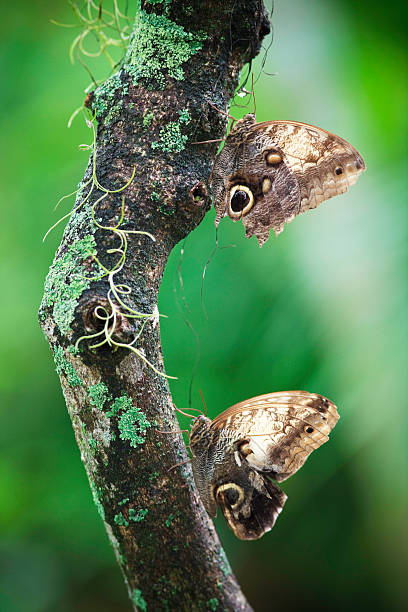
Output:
top-left (73, 292), bottom-right (145, 359)
top-left (83, 297), bottom-right (134, 342)
top-left (189, 181), bottom-right (209, 207)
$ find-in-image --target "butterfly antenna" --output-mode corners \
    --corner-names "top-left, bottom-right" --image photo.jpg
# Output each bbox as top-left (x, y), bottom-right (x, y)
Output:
top-left (174, 403), bottom-right (203, 419)
top-left (199, 389), bottom-right (208, 417)
top-left (173, 240), bottom-right (201, 409)
top-left (208, 101), bottom-right (236, 121)
top-left (174, 407), bottom-right (197, 419)
top-left (201, 225), bottom-right (237, 319)
top-left (201, 225), bottom-right (220, 320)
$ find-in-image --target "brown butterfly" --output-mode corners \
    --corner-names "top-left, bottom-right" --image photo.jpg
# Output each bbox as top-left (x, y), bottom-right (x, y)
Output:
top-left (189, 390), bottom-right (339, 540)
top-left (212, 114), bottom-right (366, 245)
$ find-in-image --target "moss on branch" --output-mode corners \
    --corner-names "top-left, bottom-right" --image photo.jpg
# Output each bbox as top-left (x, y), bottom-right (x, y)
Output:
top-left (124, 10), bottom-right (206, 88)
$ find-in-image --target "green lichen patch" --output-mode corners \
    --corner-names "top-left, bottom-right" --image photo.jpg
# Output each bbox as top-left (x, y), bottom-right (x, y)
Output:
top-left (105, 395), bottom-right (151, 449)
top-left (129, 508), bottom-right (148, 522)
top-left (119, 552), bottom-right (127, 565)
top-left (143, 111), bottom-right (154, 127)
top-left (131, 588), bottom-right (147, 611)
top-left (150, 191), bottom-right (161, 203)
top-left (89, 382), bottom-right (112, 410)
top-left (118, 406), bottom-right (151, 448)
top-left (158, 202), bottom-right (176, 216)
top-left (118, 497), bottom-right (130, 506)
top-left (217, 548), bottom-right (232, 577)
top-left (54, 346), bottom-right (82, 387)
top-left (43, 235), bottom-right (97, 335)
top-left (114, 512), bottom-right (129, 527)
top-left (105, 97), bottom-right (124, 125)
top-left (106, 395), bottom-right (132, 418)
top-left (88, 436), bottom-right (98, 452)
top-left (151, 109), bottom-right (191, 153)
top-left (165, 513), bottom-right (175, 527)
top-left (92, 72), bottom-right (129, 120)
top-left (207, 598), bottom-right (219, 611)
top-left (124, 11), bottom-right (206, 89)
top-left (90, 479), bottom-right (105, 521)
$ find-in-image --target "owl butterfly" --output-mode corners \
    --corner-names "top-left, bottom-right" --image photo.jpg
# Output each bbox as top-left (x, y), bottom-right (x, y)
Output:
top-left (211, 114), bottom-right (366, 246)
top-left (189, 391), bottom-right (339, 540)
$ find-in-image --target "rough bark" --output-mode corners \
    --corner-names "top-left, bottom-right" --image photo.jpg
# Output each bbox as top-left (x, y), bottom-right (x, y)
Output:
top-left (39, 1), bottom-right (270, 610)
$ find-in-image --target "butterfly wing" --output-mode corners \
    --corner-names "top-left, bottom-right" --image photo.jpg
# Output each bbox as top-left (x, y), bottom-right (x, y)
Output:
top-left (190, 391), bottom-right (339, 540)
top-left (212, 390), bottom-right (339, 482)
top-left (190, 414), bottom-right (287, 540)
top-left (254, 120), bottom-right (366, 212)
top-left (215, 465), bottom-right (287, 540)
top-left (212, 115), bottom-right (365, 245)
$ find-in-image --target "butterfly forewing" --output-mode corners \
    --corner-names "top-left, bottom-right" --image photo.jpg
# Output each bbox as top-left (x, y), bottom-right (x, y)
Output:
top-left (254, 121), bottom-right (365, 211)
top-left (211, 391), bottom-right (339, 481)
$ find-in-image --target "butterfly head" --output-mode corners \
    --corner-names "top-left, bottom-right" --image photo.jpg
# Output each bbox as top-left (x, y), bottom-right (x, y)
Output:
top-left (228, 114), bottom-right (257, 141)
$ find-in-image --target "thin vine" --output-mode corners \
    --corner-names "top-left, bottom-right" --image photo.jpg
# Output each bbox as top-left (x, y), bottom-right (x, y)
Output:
top-left (43, 113), bottom-right (135, 240)
top-left (45, 113), bottom-right (175, 380)
top-left (53, 0), bottom-right (134, 126)
top-left (75, 196), bottom-right (176, 380)
top-left (52, 1), bottom-right (132, 85)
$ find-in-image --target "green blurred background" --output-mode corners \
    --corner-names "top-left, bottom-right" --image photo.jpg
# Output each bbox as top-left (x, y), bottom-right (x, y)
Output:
top-left (1, 1), bottom-right (407, 611)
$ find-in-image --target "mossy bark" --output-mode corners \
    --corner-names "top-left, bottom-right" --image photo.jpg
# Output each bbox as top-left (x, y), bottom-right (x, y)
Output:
top-left (39, 1), bottom-right (270, 610)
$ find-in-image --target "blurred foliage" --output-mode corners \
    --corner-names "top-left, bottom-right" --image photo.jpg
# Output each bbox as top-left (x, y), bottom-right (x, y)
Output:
top-left (0, 1), bottom-right (407, 611)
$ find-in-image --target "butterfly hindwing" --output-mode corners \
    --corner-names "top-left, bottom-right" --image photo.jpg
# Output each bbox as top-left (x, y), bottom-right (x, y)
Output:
top-left (213, 134), bottom-right (301, 242)
top-left (215, 466), bottom-right (287, 540)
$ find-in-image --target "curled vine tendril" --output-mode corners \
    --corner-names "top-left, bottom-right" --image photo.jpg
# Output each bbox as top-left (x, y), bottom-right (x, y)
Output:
top-left (52, 0), bottom-right (132, 87)
top-left (45, 112), bottom-right (175, 380)
top-left (76, 196), bottom-right (176, 380)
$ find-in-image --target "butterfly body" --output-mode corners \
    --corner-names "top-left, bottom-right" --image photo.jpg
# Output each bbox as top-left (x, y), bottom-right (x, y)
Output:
top-left (212, 114), bottom-right (366, 245)
top-left (190, 391), bottom-right (339, 540)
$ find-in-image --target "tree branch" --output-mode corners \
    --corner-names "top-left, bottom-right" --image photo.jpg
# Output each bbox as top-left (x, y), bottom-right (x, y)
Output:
top-left (39, 1), bottom-right (270, 609)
